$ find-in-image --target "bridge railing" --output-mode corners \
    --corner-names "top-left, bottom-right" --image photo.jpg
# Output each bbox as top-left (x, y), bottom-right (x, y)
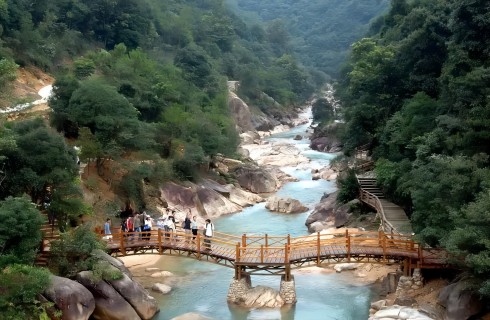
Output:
top-left (358, 182), bottom-right (401, 235)
top-left (97, 229), bottom-right (444, 269)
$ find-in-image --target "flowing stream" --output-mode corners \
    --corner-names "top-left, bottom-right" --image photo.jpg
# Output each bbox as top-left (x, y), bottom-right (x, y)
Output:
top-left (149, 111), bottom-right (372, 319)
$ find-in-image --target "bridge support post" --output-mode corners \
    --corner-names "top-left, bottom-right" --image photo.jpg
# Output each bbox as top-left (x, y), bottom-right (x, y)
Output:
top-left (227, 274), bottom-right (251, 303)
top-left (279, 275), bottom-right (297, 304)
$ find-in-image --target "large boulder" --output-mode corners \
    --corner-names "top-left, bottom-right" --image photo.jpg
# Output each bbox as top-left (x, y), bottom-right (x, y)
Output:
top-left (228, 91), bottom-right (254, 133)
top-left (238, 286), bottom-right (285, 308)
top-left (305, 192), bottom-right (337, 228)
top-left (196, 186), bottom-right (242, 218)
top-left (160, 182), bottom-right (241, 218)
top-left (76, 271), bottom-right (140, 320)
top-left (43, 275), bottom-right (95, 320)
top-left (255, 144), bottom-right (310, 167)
top-left (232, 165), bottom-right (280, 194)
top-left (309, 123), bottom-right (343, 153)
top-left (305, 192), bottom-right (356, 231)
top-left (310, 136), bottom-right (342, 153)
top-left (369, 306), bottom-right (433, 320)
top-left (227, 184), bottom-right (264, 207)
top-left (91, 249), bottom-right (132, 279)
top-left (107, 266), bottom-right (160, 319)
top-left (437, 281), bottom-right (484, 320)
top-left (265, 196), bottom-right (308, 213)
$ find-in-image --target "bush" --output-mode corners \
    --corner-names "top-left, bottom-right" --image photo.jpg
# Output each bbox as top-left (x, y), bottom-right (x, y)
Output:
top-left (49, 224), bottom-right (105, 278)
top-left (337, 169), bottom-right (359, 204)
top-left (0, 264), bottom-right (52, 320)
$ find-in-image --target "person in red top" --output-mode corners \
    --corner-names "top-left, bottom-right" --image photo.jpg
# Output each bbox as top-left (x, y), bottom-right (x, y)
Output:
top-left (126, 215), bottom-right (134, 240)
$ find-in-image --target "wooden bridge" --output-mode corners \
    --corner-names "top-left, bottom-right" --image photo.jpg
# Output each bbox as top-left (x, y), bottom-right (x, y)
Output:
top-left (80, 228), bottom-right (449, 280)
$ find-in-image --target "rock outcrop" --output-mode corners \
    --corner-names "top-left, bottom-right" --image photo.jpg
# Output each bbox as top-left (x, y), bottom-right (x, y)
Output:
top-left (305, 193), bottom-right (358, 232)
top-left (228, 91), bottom-right (255, 133)
top-left (265, 196), bottom-right (308, 213)
top-left (437, 281), bottom-right (484, 320)
top-left (42, 275), bottom-right (95, 320)
top-left (160, 182), bottom-right (242, 218)
top-left (311, 167), bottom-right (337, 181)
top-left (369, 306), bottom-right (434, 320)
top-left (107, 267), bottom-right (160, 319)
top-left (238, 286), bottom-right (285, 308)
top-left (91, 249), bottom-right (132, 279)
top-left (76, 271), bottom-right (141, 320)
top-left (310, 123), bottom-right (343, 153)
top-left (232, 165), bottom-right (280, 194)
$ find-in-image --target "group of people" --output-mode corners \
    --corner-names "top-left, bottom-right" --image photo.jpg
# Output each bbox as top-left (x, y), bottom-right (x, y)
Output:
top-left (103, 208), bottom-right (215, 249)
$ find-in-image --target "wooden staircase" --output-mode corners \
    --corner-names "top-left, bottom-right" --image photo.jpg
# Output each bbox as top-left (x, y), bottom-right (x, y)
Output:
top-left (357, 177), bottom-right (385, 199)
top-left (35, 211), bottom-right (60, 267)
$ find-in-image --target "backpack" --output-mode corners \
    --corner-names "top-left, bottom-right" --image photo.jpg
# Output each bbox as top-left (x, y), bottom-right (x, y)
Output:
top-left (126, 217), bottom-right (133, 231)
top-left (121, 220), bottom-right (127, 232)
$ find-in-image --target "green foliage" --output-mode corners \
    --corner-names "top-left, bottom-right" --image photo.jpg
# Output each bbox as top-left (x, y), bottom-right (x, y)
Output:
top-left (337, 0), bottom-right (490, 296)
top-left (0, 196), bottom-right (44, 268)
top-left (0, 264), bottom-right (51, 320)
top-left (337, 169), bottom-right (359, 204)
top-left (226, 0), bottom-right (389, 77)
top-left (73, 57), bottom-right (95, 79)
top-left (312, 98), bottom-right (335, 122)
top-left (49, 224), bottom-right (105, 278)
top-left (0, 118), bottom-right (78, 203)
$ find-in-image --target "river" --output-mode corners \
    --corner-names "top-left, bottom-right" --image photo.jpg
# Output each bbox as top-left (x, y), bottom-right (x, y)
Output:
top-left (145, 110), bottom-right (372, 320)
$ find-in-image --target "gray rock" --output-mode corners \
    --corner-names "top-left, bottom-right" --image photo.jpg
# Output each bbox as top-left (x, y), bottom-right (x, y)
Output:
top-left (228, 91), bottom-right (254, 133)
top-left (76, 271), bottom-right (140, 320)
top-left (43, 275), bottom-right (95, 320)
top-left (265, 196), bottom-right (308, 213)
top-left (293, 134), bottom-right (302, 140)
top-left (371, 300), bottom-right (387, 311)
top-left (92, 249), bottom-right (132, 279)
top-left (232, 165), bottom-right (280, 193)
top-left (108, 266), bottom-right (160, 319)
top-left (394, 295), bottom-right (416, 307)
top-left (237, 285), bottom-right (285, 308)
top-left (152, 283), bottom-right (172, 294)
top-left (171, 312), bottom-right (214, 320)
top-left (437, 281), bottom-right (484, 320)
top-left (305, 192), bottom-right (337, 226)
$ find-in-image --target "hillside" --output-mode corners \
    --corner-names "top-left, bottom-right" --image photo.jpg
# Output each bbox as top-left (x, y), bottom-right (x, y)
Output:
top-left (336, 0), bottom-right (490, 299)
top-left (226, 0), bottom-right (389, 77)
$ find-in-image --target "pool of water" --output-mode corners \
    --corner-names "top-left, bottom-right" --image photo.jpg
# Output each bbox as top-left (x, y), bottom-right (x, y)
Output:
top-left (149, 111), bottom-right (372, 319)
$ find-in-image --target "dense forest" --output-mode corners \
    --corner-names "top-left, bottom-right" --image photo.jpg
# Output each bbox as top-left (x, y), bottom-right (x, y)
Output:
top-left (336, 0), bottom-right (490, 297)
top-left (226, 0), bottom-right (389, 77)
top-left (0, 0), bottom-right (323, 318)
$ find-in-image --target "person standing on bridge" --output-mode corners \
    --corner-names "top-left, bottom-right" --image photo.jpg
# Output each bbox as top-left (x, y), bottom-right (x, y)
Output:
top-left (183, 210), bottom-right (192, 244)
top-left (204, 219), bottom-right (214, 251)
top-left (191, 215), bottom-right (198, 241)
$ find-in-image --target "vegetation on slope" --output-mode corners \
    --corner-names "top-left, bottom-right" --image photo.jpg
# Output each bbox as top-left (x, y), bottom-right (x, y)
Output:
top-left (336, 0), bottom-right (490, 297)
top-left (226, 0), bottom-right (389, 78)
top-left (0, 1), bottom-right (321, 317)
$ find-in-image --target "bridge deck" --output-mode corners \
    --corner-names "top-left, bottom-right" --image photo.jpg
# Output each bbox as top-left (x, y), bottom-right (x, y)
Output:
top-left (88, 229), bottom-right (447, 275)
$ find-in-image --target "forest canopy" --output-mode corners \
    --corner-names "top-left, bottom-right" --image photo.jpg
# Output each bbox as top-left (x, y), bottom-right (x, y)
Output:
top-left (336, 0), bottom-right (490, 297)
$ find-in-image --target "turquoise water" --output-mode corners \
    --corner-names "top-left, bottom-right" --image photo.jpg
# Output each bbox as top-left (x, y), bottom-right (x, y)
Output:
top-left (151, 116), bottom-right (372, 320)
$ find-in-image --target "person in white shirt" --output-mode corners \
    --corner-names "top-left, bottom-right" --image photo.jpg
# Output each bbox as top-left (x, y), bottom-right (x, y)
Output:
top-left (204, 219), bottom-right (214, 251)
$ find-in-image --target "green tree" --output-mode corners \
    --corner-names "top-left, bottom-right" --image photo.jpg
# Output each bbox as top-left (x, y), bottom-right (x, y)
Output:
top-left (0, 196), bottom-right (45, 268)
